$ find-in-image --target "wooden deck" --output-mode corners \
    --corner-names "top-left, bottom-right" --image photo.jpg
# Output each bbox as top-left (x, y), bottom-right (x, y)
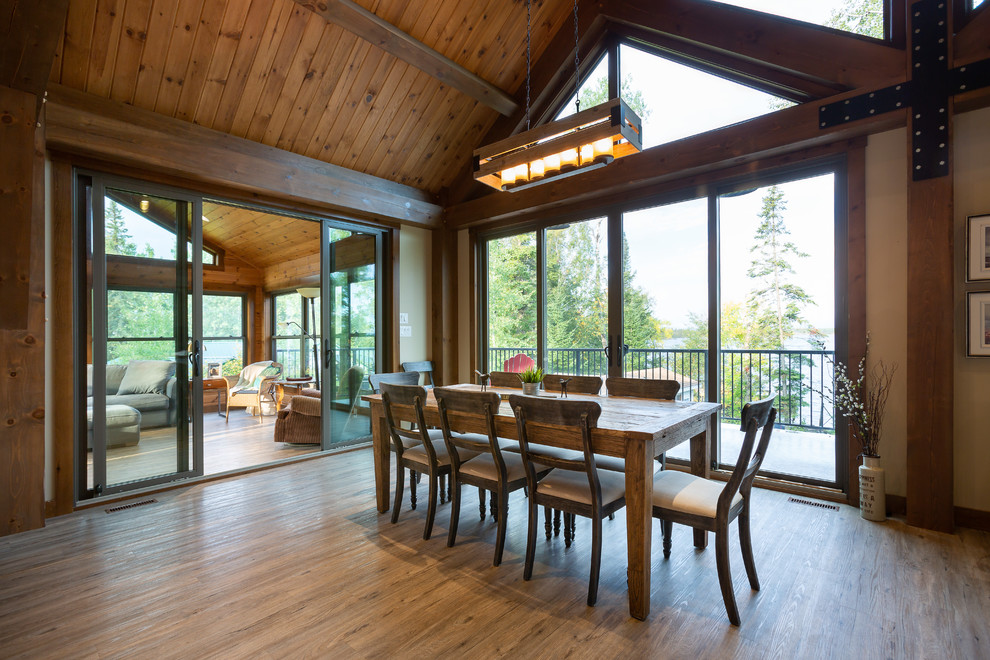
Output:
top-left (7, 448), bottom-right (989, 658)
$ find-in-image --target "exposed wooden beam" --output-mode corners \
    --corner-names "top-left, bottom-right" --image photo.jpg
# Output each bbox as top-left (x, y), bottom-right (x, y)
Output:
top-left (0, 0), bottom-right (70, 101)
top-left (292, 0), bottom-right (518, 116)
top-left (600, 0), bottom-right (904, 91)
top-left (445, 87), bottom-right (905, 228)
top-left (45, 85), bottom-right (442, 229)
top-left (954, 2), bottom-right (990, 65)
top-left (611, 23), bottom-right (845, 101)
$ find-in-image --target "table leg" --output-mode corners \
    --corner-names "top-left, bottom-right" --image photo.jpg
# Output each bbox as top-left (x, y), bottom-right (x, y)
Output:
top-left (625, 440), bottom-right (653, 620)
top-left (370, 400), bottom-right (391, 513)
top-left (690, 416), bottom-right (712, 549)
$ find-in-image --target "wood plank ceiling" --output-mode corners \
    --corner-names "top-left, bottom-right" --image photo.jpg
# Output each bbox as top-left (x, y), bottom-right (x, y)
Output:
top-left (49, 0), bottom-right (574, 195)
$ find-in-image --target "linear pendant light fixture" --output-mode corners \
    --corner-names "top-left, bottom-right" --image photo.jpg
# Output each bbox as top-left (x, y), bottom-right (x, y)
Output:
top-left (472, 0), bottom-right (642, 192)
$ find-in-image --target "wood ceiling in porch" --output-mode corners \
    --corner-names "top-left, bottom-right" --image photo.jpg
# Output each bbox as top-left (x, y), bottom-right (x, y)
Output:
top-left (49, 0), bottom-right (574, 195)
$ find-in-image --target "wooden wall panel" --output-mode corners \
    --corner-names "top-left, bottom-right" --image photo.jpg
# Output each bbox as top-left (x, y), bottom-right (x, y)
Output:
top-left (0, 87), bottom-right (46, 535)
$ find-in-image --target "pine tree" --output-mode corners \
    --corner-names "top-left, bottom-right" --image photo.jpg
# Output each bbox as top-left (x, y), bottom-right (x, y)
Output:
top-left (104, 201), bottom-right (138, 256)
top-left (746, 185), bottom-right (815, 349)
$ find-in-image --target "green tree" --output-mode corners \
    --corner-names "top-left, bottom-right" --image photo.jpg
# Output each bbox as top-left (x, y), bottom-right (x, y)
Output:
top-left (746, 185), bottom-right (815, 349)
top-left (105, 201), bottom-right (138, 256)
top-left (826, 0), bottom-right (884, 39)
top-left (487, 233), bottom-right (538, 350)
top-left (578, 74), bottom-right (651, 120)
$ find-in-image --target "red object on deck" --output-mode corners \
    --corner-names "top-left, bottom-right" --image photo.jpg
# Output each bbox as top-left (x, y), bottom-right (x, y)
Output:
top-left (503, 353), bottom-right (535, 373)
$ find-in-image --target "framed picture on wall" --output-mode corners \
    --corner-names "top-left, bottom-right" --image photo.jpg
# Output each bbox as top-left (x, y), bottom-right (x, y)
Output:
top-left (967, 292), bottom-right (990, 357)
top-left (967, 214), bottom-right (990, 281)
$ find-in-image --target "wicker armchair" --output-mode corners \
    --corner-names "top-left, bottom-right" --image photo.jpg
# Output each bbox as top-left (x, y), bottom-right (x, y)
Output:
top-left (224, 361), bottom-right (282, 423)
top-left (273, 387), bottom-right (321, 444)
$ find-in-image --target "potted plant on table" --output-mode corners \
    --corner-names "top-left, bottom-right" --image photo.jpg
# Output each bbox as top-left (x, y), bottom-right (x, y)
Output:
top-left (826, 335), bottom-right (897, 521)
top-left (518, 366), bottom-right (544, 396)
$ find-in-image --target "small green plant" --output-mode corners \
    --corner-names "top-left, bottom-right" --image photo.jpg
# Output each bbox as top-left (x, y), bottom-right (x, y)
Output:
top-left (518, 366), bottom-right (544, 384)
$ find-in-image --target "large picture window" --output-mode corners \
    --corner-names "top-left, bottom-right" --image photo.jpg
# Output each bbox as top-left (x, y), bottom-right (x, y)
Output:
top-left (479, 164), bottom-right (845, 489)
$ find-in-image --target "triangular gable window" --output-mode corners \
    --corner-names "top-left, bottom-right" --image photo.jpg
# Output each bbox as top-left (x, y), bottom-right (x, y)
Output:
top-left (704, 0), bottom-right (885, 39)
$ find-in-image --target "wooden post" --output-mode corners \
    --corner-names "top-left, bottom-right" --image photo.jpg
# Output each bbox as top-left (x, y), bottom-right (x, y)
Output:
top-left (431, 226), bottom-right (458, 386)
top-left (0, 86), bottom-right (46, 535)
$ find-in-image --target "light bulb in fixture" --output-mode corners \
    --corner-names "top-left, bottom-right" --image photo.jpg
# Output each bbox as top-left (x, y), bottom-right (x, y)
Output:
top-left (529, 159), bottom-right (545, 181)
top-left (560, 148), bottom-right (579, 172)
top-left (140, 199), bottom-right (150, 212)
top-left (580, 143), bottom-right (594, 166)
top-left (593, 137), bottom-right (614, 164)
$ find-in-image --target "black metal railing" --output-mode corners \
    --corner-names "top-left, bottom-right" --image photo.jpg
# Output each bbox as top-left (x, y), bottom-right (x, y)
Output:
top-left (275, 346), bottom-right (377, 387)
top-left (488, 346), bottom-right (834, 432)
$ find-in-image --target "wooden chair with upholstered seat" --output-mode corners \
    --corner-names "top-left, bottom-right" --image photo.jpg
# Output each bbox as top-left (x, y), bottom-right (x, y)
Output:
top-left (509, 395), bottom-right (626, 606)
top-left (651, 394), bottom-right (777, 626)
top-left (488, 370), bottom-right (523, 388)
top-left (435, 387), bottom-right (549, 566)
top-left (605, 377), bottom-right (681, 470)
top-left (605, 376), bottom-right (680, 400)
top-left (541, 373), bottom-right (603, 396)
top-left (371, 371), bottom-right (435, 510)
top-left (381, 382), bottom-right (474, 540)
top-left (401, 360), bottom-right (435, 389)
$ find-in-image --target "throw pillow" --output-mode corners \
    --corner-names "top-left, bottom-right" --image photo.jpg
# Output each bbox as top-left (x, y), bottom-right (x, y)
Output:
top-left (251, 365), bottom-right (281, 389)
top-left (117, 360), bottom-right (176, 396)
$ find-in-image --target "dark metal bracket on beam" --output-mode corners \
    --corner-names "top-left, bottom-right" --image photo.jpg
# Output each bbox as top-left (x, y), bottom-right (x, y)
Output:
top-left (819, 0), bottom-right (988, 181)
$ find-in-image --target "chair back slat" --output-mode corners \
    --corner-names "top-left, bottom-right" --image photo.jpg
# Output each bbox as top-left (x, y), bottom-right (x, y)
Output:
top-left (401, 361), bottom-right (435, 387)
top-left (380, 382), bottom-right (431, 460)
top-left (719, 395), bottom-right (777, 512)
top-left (503, 353), bottom-right (536, 372)
top-left (605, 377), bottom-right (680, 400)
top-left (369, 371), bottom-right (420, 393)
top-left (488, 371), bottom-right (522, 388)
top-left (542, 374), bottom-right (603, 395)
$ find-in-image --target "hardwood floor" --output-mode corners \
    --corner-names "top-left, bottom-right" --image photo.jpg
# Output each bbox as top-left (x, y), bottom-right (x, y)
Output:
top-left (4, 448), bottom-right (989, 658)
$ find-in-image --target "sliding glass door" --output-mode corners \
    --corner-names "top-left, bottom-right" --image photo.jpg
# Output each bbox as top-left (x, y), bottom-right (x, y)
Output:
top-left (323, 225), bottom-right (381, 445)
top-left (84, 176), bottom-right (204, 497)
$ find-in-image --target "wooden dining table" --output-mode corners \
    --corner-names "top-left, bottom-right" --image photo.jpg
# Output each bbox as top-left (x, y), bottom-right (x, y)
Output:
top-left (363, 383), bottom-right (721, 620)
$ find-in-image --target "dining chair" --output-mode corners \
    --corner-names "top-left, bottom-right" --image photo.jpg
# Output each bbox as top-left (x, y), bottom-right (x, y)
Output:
top-left (401, 360), bottom-right (435, 389)
top-left (381, 382), bottom-right (473, 540)
top-left (541, 373), bottom-right (603, 396)
top-left (435, 387), bottom-right (549, 566)
top-left (368, 370), bottom-right (420, 393)
top-left (651, 394), bottom-right (777, 626)
top-left (487, 370), bottom-right (523, 388)
top-left (509, 395), bottom-right (626, 606)
top-left (372, 370), bottom-right (439, 510)
top-left (605, 376), bottom-right (680, 400)
top-left (604, 377), bottom-right (681, 470)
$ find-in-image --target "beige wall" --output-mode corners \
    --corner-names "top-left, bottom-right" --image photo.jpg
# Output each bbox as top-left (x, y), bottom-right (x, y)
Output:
top-left (865, 106), bottom-right (990, 511)
top-left (864, 128), bottom-right (909, 498)
top-left (953, 106), bottom-right (990, 512)
top-left (398, 227), bottom-right (432, 365)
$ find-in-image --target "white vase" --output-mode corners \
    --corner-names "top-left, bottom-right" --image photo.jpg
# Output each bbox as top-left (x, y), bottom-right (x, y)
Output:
top-left (859, 456), bottom-right (886, 521)
top-left (522, 382), bottom-right (539, 395)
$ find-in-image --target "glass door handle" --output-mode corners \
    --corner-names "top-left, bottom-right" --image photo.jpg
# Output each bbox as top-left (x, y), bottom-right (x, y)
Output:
top-left (604, 335), bottom-right (612, 367)
top-left (188, 339), bottom-right (201, 378)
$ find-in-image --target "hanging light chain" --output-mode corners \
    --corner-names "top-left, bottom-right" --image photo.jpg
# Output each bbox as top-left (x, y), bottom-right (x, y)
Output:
top-left (573, 0), bottom-right (580, 113)
top-left (526, 0), bottom-right (532, 130)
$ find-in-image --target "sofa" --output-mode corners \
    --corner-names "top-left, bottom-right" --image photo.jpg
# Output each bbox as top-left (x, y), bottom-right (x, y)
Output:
top-left (87, 360), bottom-right (179, 429)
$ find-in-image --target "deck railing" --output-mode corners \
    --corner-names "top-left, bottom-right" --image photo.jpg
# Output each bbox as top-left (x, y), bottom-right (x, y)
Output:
top-left (488, 346), bottom-right (834, 432)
